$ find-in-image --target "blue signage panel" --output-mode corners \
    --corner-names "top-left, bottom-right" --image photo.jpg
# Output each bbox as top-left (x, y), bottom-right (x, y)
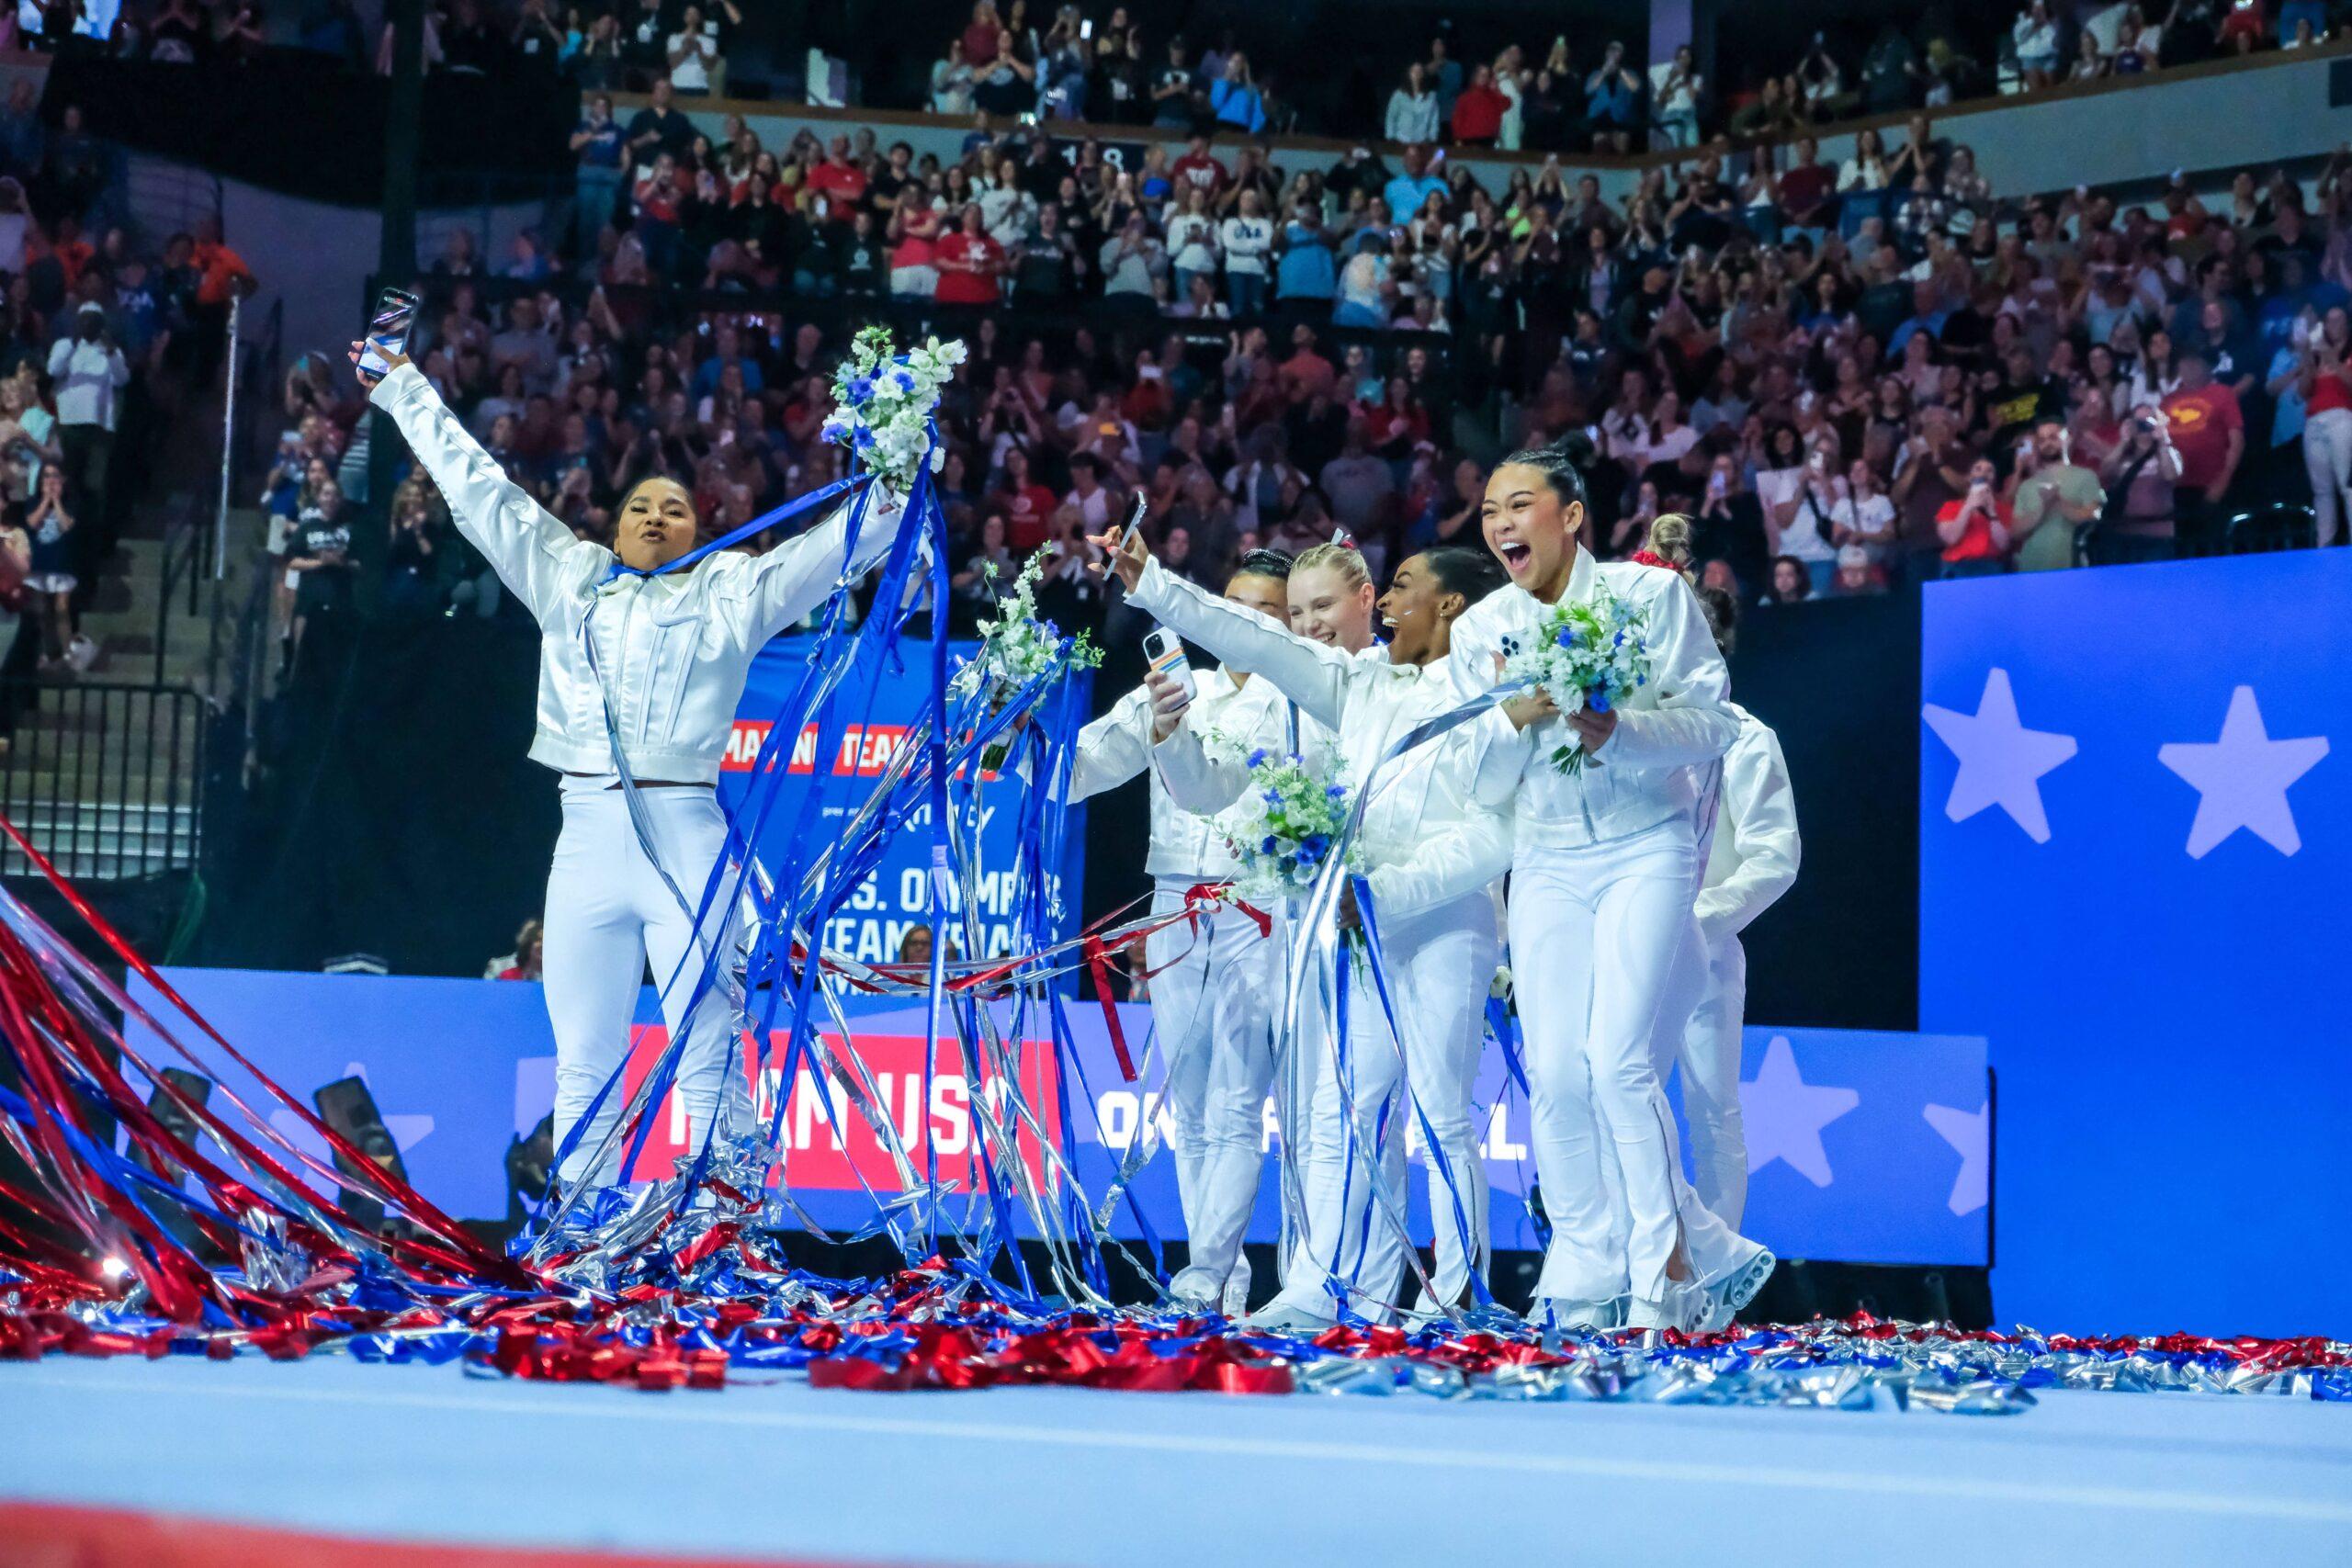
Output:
top-left (126, 970), bottom-right (1982, 1267)
top-left (1921, 549), bottom-right (2352, 1337)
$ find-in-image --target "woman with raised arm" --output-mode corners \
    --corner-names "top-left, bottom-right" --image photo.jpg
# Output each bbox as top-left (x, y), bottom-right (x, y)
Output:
top-left (1048, 547), bottom-right (1305, 1317)
top-left (1096, 528), bottom-right (1513, 1328)
top-left (1442, 444), bottom-right (1772, 1336)
top-left (350, 340), bottom-right (913, 1190)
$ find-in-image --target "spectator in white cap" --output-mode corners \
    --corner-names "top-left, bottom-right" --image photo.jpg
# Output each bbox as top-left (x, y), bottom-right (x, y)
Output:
top-left (47, 300), bottom-right (130, 564)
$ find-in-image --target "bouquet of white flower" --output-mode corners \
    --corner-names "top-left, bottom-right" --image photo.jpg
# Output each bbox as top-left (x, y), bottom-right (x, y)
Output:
top-left (1222, 749), bottom-right (1354, 898)
top-left (956, 547), bottom-right (1104, 768)
top-left (820, 327), bottom-right (966, 493)
top-left (1497, 586), bottom-right (1654, 775)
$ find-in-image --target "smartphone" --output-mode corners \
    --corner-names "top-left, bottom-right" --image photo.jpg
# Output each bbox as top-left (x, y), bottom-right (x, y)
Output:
top-left (358, 285), bottom-right (420, 378)
top-left (1104, 491), bottom-right (1148, 552)
top-left (1143, 627), bottom-right (1197, 705)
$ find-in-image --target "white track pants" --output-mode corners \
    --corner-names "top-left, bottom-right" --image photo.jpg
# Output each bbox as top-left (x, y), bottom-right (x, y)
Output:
top-left (1328, 894), bottom-right (1498, 1309)
top-left (1144, 877), bottom-right (1278, 1292)
top-left (1656, 921), bottom-right (1750, 1228)
top-left (2305, 406), bottom-right (2352, 548)
top-left (1509, 818), bottom-right (1700, 1310)
top-left (544, 777), bottom-right (749, 1188)
top-left (1272, 892), bottom-right (1497, 1314)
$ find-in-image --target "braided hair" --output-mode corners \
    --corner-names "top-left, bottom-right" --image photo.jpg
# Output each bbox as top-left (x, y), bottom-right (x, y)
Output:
top-left (1495, 432), bottom-right (1597, 509)
top-left (1232, 547), bottom-right (1295, 582)
top-left (1420, 545), bottom-right (1509, 608)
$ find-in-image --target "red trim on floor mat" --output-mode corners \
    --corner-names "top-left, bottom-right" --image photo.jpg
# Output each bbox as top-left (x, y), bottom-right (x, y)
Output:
top-left (0, 1502), bottom-right (925, 1568)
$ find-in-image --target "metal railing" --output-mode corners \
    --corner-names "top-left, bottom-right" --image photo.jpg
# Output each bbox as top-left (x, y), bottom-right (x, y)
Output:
top-left (0, 681), bottom-right (210, 882)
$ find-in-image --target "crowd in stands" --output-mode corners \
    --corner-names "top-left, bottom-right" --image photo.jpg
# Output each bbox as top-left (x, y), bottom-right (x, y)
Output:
top-left (304, 83), bottom-right (2341, 649)
top-left (922, 1), bottom-right (2346, 152)
top-left (28, 0), bottom-right (2339, 158)
top-left (0, 73), bottom-right (246, 715)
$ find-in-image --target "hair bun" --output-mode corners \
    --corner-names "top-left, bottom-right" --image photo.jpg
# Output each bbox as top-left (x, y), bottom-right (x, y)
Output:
top-left (1549, 429), bottom-right (1600, 469)
top-left (1642, 513), bottom-right (1695, 571)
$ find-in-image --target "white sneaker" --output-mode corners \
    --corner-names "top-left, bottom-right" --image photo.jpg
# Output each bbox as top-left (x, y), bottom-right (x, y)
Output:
top-left (1529, 1294), bottom-right (1624, 1334)
top-left (1244, 1288), bottom-right (1339, 1335)
top-left (1165, 1265), bottom-right (1224, 1311)
top-left (1624, 1280), bottom-right (1703, 1335)
top-left (1696, 1246), bottom-right (1776, 1333)
top-left (1219, 1255), bottom-right (1252, 1318)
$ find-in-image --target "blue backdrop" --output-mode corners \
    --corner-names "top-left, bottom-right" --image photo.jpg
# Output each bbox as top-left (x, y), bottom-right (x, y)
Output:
top-left (718, 634), bottom-right (1088, 969)
top-left (124, 968), bottom-right (1984, 1268)
top-left (1920, 549), bottom-right (2351, 1337)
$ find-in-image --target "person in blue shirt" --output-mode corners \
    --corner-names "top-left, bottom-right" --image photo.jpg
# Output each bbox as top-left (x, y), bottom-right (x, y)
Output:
top-left (1885, 282), bottom-right (1950, 358)
top-left (1207, 52), bottom-right (1267, 134)
top-left (1383, 147), bottom-right (1446, 227)
top-left (569, 94), bottom-right (628, 257)
top-left (1275, 204), bottom-right (1337, 304)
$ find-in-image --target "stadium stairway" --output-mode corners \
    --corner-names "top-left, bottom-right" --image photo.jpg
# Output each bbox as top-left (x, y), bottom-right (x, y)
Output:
top-left (0, 504), bottom-right (266, 885)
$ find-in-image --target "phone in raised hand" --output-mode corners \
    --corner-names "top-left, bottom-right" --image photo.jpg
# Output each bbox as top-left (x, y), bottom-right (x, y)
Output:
top-left (1104, 491), bottom-right (1148, 552)
top-left (358, 286), bottom-right (421, 378)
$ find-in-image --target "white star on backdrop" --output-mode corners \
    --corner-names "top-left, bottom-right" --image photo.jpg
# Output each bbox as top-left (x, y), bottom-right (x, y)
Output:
top-left (1922, 668), bottom-right (2079, 843)
top-left (2157, 686), bottom-right (2330, 859)
top-left (1922, 1101), bottom-right (1990, 1216)
top-left (1741, 1035), bottom-right (1860, 1188)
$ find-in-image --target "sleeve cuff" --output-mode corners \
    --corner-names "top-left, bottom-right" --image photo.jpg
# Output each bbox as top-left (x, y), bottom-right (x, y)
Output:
top-left (1128, 554), bottom-right (1174, 615)
top-left (368, 362), bottom-right (430, 412)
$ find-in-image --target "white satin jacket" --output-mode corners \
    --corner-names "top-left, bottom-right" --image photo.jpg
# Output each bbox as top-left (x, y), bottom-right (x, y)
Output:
top-left (1057, 661), bottom-right (1305, 881)
top-left (1694, 704), bottom-right (1801, 946)
top-left (1126, 557), bottom-right (1510, 918)
top-left (1442, 551), bottom-right (1739, 851)
top-left (370, 365), bottom-right (909, 784)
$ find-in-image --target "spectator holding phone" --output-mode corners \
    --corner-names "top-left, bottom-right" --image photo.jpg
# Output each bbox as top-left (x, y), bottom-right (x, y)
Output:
top-left (1936, 456), bottom-right (2013, 578)
top-left (46, 301), bottom-right (127, 562)
top-left (24, 467), bottom-right (74, 671)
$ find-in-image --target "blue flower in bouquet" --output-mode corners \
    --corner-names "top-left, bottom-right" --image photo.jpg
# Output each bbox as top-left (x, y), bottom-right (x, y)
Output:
top-left (1495, 583), bottom-right (1654, 776)
top-left (824, 327), bottom-right (966, 492)
top-left (1224, 751), bottom-right (1353, 898)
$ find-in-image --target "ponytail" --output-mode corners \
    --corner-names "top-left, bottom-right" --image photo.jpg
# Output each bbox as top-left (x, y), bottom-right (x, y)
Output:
top-left (1634, 512), bottom-right (1697, 582)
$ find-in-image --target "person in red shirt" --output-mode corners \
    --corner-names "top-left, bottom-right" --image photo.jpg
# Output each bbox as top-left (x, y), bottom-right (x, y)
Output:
top-left (1170, 134), bottom-right (1227, 200)
top-left (1935, 456), bottom-right (2013, 578)
top-left (2159, 348), bottom-right (2244, 550)
top-left (1278, 323), bottom-right (1335, 403)
top-left (1776, 136), bottom-right (1836, 230)
top-left (1449, 63), bottom-right (1510, 147)
top-left (959, 0), bottom-right (1001, 68)
top-left (192, 215), bottom-right (255, 309)
top-left (932, 203), bottom-right (1004, 306)
top-left (990, 446), bottom-right (1058, 551)
top-left (804, 137), bottom-right (867, 214)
